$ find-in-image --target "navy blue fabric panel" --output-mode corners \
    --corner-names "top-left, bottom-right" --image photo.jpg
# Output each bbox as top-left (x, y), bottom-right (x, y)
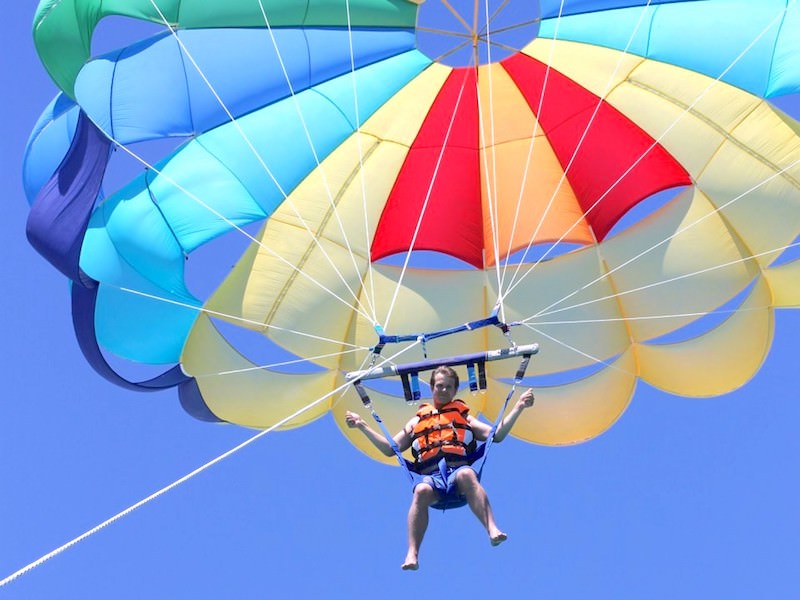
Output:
top-left (70, 268), bottom-right (193, 392)
top-left (179, 378), bottom-right (223, 423)
top-left (26, 110), bottom-right (110, 283)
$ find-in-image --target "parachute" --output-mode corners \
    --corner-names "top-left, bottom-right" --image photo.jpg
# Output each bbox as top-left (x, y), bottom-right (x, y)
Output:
top-left (23, 0), bottom-right (800, 466)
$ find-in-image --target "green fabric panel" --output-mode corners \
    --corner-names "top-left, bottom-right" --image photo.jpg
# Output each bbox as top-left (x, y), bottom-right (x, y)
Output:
top-left (33, 0), bottom-right (419, 97)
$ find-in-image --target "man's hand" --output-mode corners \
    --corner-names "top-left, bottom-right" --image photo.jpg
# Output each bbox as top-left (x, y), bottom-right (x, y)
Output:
top-left (345, 410), bottom-right (365, 429)
top-left (519, 388), bottom-right (535, 408)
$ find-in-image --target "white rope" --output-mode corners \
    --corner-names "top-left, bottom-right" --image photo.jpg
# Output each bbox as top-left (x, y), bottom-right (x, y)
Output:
top-left (0, 339), bottom-right (423, 588)
top-left (520, 322), bottom-right (637, 378)
top-left (530, 303), bottom-right (776, 327)
top-left (212, 348), bottom-right (365, 378)
top-left (0, 381), bottom-right (345, 589)
top-left (342, 0), bottom-right (380, 322)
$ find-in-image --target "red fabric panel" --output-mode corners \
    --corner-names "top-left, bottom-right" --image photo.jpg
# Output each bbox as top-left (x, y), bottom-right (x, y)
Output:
top-left (371, 69), bottom-right (484, 268)
top-left (501, 53), bottom-right (692, 241)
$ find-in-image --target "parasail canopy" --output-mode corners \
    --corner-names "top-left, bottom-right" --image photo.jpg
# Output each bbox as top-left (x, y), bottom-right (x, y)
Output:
top-left (24, 0), bottom-right (800, 464)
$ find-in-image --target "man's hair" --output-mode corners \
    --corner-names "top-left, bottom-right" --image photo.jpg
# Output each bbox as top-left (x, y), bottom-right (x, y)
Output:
top-left (429, 365), bottom-right (459, 389)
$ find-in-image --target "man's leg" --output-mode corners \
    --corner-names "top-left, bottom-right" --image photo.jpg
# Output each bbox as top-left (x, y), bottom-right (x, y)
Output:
top-left (454, 468), bottom-right (507, 545)
top-left (404, 482), bottom-right (437, 570)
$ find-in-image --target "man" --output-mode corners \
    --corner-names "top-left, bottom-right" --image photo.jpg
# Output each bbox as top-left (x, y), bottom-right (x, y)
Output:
top-left (345, 365), bottom-right (535, 571)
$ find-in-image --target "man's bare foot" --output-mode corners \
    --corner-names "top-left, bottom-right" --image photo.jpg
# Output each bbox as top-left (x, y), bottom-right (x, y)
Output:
top-left (490, 532), bottom-right (508, 547)
top-left (401, 559), bottom-right (419, 571)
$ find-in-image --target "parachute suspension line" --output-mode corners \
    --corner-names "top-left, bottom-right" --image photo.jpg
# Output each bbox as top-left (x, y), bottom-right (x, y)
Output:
top-left (255, 0), bottom-right (378, 322)
top-left (202, 348), bottom-right (366, 378)
top-left (502, 0), bottom-right (793, 306)
top-left (525, 236), bottom-right (800, 324)
top-left (147, 1), bottom-right (377, 324)
top-left (475, 0), bottom-right (507, 310)
top-left (342, 0), bottom-right (379, 322)
top-left (382, 64), bottom-right (476, 331)
top-left (522, 124), bottom-right (800, 323)
top-left (108, 141), bottom-right (375, 324)
top-left (0, 376), bottom-right (356, 590)
top-left (520, 323), bottom-right (637, 377)
top-left (496, 0), bottom-right (566, 296)
top-left (528, 303), bottom-right (779, 328)
top-left (342, 0), bottom-right (378, 323)
top-left (111, 283), bottom-right (369, 352)
top-left (500, 0), bottom-right (655, 299)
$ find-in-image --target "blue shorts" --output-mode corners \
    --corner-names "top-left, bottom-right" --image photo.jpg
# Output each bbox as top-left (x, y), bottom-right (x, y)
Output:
top-left (411, 460), bottom-right (475, 509)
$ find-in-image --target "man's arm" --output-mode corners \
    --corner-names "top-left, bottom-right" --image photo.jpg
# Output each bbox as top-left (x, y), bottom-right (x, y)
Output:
top-left (345, 411), bottom-right (415, 457)
top-left (469, 388), bottom-right (535, 443)
top-left (493, 388), bottom-right (535, 442)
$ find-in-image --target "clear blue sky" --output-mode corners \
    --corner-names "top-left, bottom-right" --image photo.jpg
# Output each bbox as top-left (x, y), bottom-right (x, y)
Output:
top-left (2, 3), bottom-right (799, 598)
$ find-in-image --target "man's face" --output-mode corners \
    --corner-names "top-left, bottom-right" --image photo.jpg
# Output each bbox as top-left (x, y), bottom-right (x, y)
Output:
top-left (431, 373), bottom-right (458, 406)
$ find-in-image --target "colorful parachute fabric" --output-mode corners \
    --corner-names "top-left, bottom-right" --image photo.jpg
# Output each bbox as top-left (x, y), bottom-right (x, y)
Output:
top-left (24, 0), bottom-right (800, 464)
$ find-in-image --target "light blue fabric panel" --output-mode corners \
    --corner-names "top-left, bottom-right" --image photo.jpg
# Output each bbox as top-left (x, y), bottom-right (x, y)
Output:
top-left (93, 279), bottom-right (201, 364)
top-left (539, 0), bottom-right (797, 98)
top-left (75, 32), bottom-right (193, 140)
top-left (23, 96), bottom-right (81, 204)
top-left (539, 0), bottom-right (686, 20)
top-left (82, 186), bottom-right (202, 363)
top-left (77, 48), bottom-right (430, 361)
top-left (137, 143), bottom-right (271, 253)
top-left (82, 180), bottom-right (192, 293)
top-left (311, 48), bottom-right (432, 128)
top-left (74, 27), bottom-right (416, 144)
top-left (769, 3), bottom-right (800, 97)
top-left (172, 48), bottom-right (430, 227)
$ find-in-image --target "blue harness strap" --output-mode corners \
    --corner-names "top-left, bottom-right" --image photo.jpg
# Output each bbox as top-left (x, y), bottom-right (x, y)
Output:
top-left (352, 351), bottom-right (533, 511)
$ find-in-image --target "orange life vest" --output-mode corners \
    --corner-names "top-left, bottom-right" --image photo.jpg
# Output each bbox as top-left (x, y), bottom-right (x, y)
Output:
top-left (411, 400), bottom-right (475, 464)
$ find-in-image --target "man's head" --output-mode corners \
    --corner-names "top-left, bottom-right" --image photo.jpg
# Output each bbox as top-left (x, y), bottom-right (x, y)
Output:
top-left (430, 366), bottom-right (459, 407)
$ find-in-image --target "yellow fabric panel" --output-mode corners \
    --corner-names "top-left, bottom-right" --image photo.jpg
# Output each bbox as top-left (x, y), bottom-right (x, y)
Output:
top-left (483, 349), bottom-right (637, 446)
top-left (268, 133), bottom-right (409, 258)
top-left (263, 63), bottom-right (452, 259)
top-left (476, 63), bottom-right (592, 266)
top-left (182, 314), bottom-right (335, 428)
top-left (694, 101), bottom-right (800, 265)
top-left (206, 219), bottom-right (369, 368)
top-left (360, 62), bottom-right (451, 145)
top-left (599, 187), bottom-right (760, 342)
top-left (537, 41), bottom-right (758, 180)
top-left (348, 264), bottom-right (491, 359)
top-left (491, 245), bottom-right (632, 374)
top-left (521, 38), bottom-right (644, 101)
top-left (202, 223), bottom-right (265, 329)
top-left (637, 277), bottom-right (773, 396)
top-left (267, 63), bottom-right (453, 257)
top-left (201, 64), bottom-right (457, 372)
top-left (764, 260), bottom-right (800, 307)
top-left (542, 43), bottom-right (800, 270)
